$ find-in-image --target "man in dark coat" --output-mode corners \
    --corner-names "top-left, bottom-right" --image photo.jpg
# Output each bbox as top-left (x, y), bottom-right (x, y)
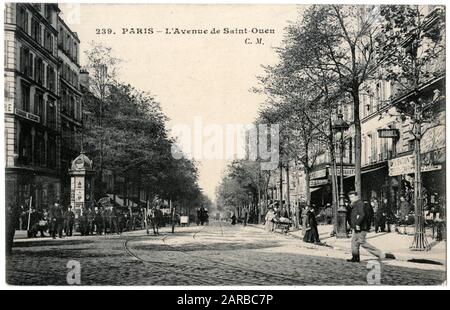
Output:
top-left (49, 202), bottom-right (64, 239)
top-left (94, 207), bottom-right (104, 235)
top-left (64, 206), bottom-right (75, 237)
top-left (347, 191), bottom-right (395, 262)
top-left (6, 203), bottom-right (20, 255)
top-left (375, 198), bottom-right (387, 233)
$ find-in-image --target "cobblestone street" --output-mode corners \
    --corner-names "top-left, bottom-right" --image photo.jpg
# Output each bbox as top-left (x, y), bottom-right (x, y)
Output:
top-left (6, 223), bottom-right (446, 286)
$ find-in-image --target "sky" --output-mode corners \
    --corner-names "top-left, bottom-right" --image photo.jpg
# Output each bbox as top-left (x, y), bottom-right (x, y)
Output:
top-left (60, 4), bottom-right (300, 200)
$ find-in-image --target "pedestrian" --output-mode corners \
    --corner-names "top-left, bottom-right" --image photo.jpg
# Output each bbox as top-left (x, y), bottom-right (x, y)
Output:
top-left (19, 204), bottom-right (26, 230)
top-left (347, 191), bottom-right (395, 263)
top-left (110, 207), bottom-right (119, 234)
top-left (6, 203), bottom-right (20, 255)
top-left (371, 197), bottom-right (378, 226)
top-left (36, 209), bottom-right (48, 237)
top-left (49, 202), bottom-right (64, 239)
top-left (345, 199), bottom-right (352, 234)
top-left (303, 205), bottom-right (320, 244)
top-left (325, 203), bottom-right (333, 225)
top-left (398, 196), bottom-right (410, 235)
top-left (94, 207), bottom-right (104, 235)
top-left (117, 208), bottom-right (126, 234)
top-left (264, 206), bottom-right (275, 232)
top-left (243, 206), bottom-right (249, 226)
top-left (86, 208), bottom-right (95, 235)
top-left (301, 206), bottom-right (309, 236)
top-left (28, 208), bottom-right (39, 238)
top-left (79, 208), bottom-right (88, 236)
top-left (64, 206), bottom-right (75, 237)
top-left (231, 213), bottom-right (237, 225)
top-left (374, 197), bottom-right (386, 233)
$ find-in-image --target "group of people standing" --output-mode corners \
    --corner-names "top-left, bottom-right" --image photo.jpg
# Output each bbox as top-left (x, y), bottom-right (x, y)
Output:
top-left (21, 203), bottom-right (75, 239)
top-left (264, 204), bottom-right (320, 244)
top-left (13, 201), bottom-right (148, 239)
top-left (78, 206), bottom-right (129, 236)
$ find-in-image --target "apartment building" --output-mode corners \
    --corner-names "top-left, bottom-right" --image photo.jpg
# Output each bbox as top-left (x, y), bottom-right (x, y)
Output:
top-left (4, 3), bottom-right (82, 210)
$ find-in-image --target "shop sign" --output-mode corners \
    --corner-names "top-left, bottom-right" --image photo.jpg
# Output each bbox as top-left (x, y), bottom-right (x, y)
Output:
top-left (310, 179), bottom-right (329, 187)
top-left (342, 168), bottom-right (355, 176)
top-left (378, 128), bottom-right (399, 139)
top-left (389, 155), bottom-right (442, 176)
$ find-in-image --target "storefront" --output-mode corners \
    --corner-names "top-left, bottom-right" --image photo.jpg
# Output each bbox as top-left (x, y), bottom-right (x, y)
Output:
top-left (5, 168), bottom-right (61, 211)
top-left (388, 148), bottom-right (445, 211)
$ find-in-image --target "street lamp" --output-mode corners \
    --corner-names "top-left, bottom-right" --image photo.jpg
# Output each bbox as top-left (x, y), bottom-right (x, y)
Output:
top-left (332, 112), bottom-right (350, 238)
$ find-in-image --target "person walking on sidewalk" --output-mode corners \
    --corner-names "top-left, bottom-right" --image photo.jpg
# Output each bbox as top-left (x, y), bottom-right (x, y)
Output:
top-left (303, 205), bottom-right (320, 244)
top-left (264, 206), bottom-right (275, 232)
top-left (347, 191), bottom-right (395, 263)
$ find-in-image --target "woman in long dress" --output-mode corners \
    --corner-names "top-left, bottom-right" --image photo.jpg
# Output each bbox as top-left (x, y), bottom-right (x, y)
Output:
top-left (303, 205), bottom-right (320, 244)
top-left (264, 206), bottom-right (275, 232)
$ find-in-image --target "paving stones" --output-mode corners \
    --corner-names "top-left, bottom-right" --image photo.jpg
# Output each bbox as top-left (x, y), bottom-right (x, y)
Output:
top-left (6, 223), bottom-right (446, 286)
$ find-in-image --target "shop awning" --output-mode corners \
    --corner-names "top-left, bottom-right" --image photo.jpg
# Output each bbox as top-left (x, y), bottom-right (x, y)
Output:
top-left (107, 194), bottom-right (138, 208)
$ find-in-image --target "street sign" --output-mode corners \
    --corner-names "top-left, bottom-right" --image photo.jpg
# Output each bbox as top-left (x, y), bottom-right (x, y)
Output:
top-left (378, 128), bottom-right (399, 139)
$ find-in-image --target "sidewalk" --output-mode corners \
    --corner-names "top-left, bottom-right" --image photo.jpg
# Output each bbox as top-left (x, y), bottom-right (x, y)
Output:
top-left (250, 224), bottom-right (446, 265)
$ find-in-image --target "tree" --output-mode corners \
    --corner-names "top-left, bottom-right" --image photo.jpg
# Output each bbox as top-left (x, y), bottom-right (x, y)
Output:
top-left (377, 5), bottom-right (445, 250)
top-left (83, 42), bottom-right (121, 196)
top-left (82, 44), bottom-right (205, 212)
top-left (298, 5), bottom-right (383, 195)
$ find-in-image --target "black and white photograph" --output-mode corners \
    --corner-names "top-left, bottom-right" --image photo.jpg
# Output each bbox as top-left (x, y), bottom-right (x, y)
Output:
top-left (1, 1), bottom-right (447, 288)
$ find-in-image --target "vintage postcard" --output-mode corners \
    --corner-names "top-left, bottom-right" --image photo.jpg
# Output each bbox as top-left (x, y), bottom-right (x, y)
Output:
top-left (2, 2), bottom-right (447, 287)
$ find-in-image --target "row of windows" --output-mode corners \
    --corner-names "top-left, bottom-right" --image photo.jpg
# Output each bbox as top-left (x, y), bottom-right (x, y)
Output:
top-left (21, 81), bottom-right (56, 129)
top-left (58, 26), bottom-right (79, 63)
top-left (61, 86), bottom-right (82, 120)
top-left (61, 63), bottom-right (79, 89)
top-left (20, 47), bottom-right (56, 92)
top-left (18, 123), bottom-right (57, 169)
top-left (17, 5), bottom-right (55, 54)
top-left (31, 3), bottom-right (54, 21)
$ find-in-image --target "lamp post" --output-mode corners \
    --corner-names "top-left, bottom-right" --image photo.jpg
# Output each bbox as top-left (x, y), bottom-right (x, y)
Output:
top-left (332, 112), bottom-right (350, 238)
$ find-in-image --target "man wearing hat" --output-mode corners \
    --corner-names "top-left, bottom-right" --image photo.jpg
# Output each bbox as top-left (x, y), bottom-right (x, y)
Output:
top-left (347, 190), bottom-right (395, 262)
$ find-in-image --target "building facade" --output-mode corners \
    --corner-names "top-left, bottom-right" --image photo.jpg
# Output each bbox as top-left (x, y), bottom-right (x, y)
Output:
top-left (58, 16), bottom-right (82, 205)
top-left (306, 5), bottom-right (445, 211)
top-left (4, 3), bottom-right (82, 210)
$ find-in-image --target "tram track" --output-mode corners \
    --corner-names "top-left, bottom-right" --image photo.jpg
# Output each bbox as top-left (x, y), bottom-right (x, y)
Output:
top-left (123, 222), bottom-right (316, 285)
top-left (122, 226), bottom-right (276, 285)
top-left (186, 222), bottom-right (314, 285)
